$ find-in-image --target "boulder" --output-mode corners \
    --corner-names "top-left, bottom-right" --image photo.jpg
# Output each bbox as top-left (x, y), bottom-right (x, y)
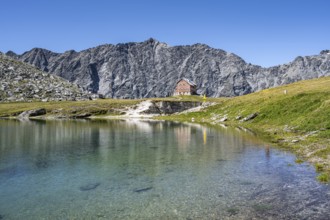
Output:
top-left (18, 108), bottom-right (46, 119)
top-left (242, 113), bottom-right (258, 122)
top-left (235, 115), bottom-right (242, 120)
top-left (70, 113), bottom-right (92, 119)
top-left (219, 116), bottom-right (228, 122)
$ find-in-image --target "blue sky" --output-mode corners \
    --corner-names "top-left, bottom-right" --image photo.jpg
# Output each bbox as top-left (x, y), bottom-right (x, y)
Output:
top-left (0, 0), bottom-right (329, 67)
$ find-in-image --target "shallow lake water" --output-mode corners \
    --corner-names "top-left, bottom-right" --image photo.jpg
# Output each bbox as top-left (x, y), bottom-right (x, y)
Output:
top-left (0, 119), bottom-right (329, 219)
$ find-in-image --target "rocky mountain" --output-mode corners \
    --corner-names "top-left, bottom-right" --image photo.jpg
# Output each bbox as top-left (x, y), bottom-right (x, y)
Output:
top-left (0, 54), bottom-right (93, 102)
top-left (5, 39), bottom-right (330, 98)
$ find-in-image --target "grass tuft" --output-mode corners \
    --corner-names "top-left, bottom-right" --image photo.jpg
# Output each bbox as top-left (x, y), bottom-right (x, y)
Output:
top-left (317, 173), bottom-right (329, 183)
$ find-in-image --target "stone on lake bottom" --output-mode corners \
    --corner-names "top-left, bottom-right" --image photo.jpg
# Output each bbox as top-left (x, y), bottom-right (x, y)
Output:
top-left (79, 182), bottom-right (101, 191)
top-left (133, 187), bottom-right (153, 193)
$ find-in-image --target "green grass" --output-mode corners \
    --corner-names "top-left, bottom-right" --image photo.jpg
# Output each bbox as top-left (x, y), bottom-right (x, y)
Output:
top-left (315, 163), bottom-right (325, 172)
top-left (317, 173), bottom-right (330, 183)
top-left (312, 146), bottom-right (330, 159)
top-left (0, 99), bottom-right (140, 117)
top-left (150, 95), bottom-right (224, 103)
top-left (0, 95), bottom-right (216, 118)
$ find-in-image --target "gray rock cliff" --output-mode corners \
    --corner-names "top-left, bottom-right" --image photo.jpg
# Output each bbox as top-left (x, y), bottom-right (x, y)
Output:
top-left (6, 39), bottom-right (330, 98)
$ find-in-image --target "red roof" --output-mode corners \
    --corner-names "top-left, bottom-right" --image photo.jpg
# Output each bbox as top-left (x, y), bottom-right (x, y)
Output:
top-left (176, 78), bottom-right (196, 86)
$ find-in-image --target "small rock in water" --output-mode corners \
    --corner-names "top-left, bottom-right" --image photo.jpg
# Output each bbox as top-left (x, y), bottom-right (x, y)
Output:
top-left (35, 159), bottom-right (49, 169)
top-left (292, 139), bottom-right (299, 143)
top-left (227, 207), bottom-right (239, 216)
top-left (96, 213), bottom-right (106, 218)
top-left (0, 214), bottom-right (3, 219)
top-left (79, 182), bottom-right (100, 191)
top-left (133, 187), bottom-right (153, 193)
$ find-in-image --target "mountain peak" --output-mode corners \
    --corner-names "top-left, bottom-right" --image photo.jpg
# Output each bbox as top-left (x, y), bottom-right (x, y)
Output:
top-left (320, 50), bottom-right (330, 55)
top-left (5, 50), bottom-right (18, 58)
top-left (145, 37), bottom-right (158, 44)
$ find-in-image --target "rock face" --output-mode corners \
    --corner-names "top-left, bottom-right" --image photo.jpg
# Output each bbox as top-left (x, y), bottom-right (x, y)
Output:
top-left (6, 38), bottom-right (330, 99)
top-left (0, 55), bottom-right (91, 102)
top-left (144, 101), bottom-right (201, 115)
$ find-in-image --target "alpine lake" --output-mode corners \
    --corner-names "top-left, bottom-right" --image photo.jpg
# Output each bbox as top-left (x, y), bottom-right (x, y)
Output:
top-left (0, 119), bottom-right (329, 219)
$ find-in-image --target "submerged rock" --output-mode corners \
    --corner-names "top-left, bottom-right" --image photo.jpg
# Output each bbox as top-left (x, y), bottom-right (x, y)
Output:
top-left (79, 182), bottom-right (100, 191)
top-left (133, 187), bottom-right (153, 193)
top-left (35, 159), bottom-right (49, 169)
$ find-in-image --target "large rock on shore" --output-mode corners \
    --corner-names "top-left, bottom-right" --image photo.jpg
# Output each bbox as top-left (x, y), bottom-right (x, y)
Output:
top-left (18, 108), bottom-right (46, 119)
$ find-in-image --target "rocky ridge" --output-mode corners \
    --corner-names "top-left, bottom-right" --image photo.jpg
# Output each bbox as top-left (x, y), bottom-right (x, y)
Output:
top-left (5, 39), bottom-right (330, 99)
top-left (0, 54), bottom-right (93, 102)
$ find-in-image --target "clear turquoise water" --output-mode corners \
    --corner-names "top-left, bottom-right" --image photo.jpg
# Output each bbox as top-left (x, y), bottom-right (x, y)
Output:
top-left (0, 119), bottom-right (329, 219)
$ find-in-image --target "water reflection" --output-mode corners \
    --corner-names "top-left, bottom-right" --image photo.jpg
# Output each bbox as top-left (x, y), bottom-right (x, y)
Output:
top-left (0, 119), bottom-right (329, 220)
top-left (2, 119), bottom-right (268, 175)
top-left (0, 119), bottom-right (276, 183)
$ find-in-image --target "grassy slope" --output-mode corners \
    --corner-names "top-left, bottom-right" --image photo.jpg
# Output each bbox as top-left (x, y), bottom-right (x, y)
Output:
top-left (161, 76), bottom-right (330, 181)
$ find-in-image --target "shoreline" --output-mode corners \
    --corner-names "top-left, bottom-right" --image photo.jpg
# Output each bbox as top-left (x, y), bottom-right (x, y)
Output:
top-left (0, 112), bottom-right (329, 182)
